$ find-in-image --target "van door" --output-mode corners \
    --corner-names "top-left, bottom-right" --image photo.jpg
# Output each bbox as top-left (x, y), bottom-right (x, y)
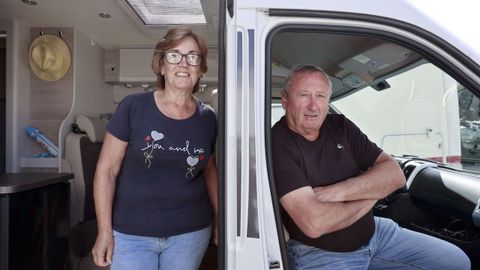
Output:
top-left (222, 3), bottom-right (285, 270)
top-left (224, 1), bottom-right (480, 270)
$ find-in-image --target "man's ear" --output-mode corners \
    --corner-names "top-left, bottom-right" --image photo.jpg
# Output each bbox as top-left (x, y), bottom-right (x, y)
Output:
top-left (281, 90), bottom-right (288, 110)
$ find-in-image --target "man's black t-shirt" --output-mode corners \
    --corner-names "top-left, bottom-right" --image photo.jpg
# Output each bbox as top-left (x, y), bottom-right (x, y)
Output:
top-left (272, 114), bottom-right (382, 251)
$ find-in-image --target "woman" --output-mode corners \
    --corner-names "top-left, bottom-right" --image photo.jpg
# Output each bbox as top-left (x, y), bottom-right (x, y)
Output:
top-left (92, 28), bottom-right (218, 270)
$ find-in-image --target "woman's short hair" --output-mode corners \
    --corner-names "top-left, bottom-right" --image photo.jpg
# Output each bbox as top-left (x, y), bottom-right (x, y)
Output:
top-left (151, 28), bottom-right (208, 93)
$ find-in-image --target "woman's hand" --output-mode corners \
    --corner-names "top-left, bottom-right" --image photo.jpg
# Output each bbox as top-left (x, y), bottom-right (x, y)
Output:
top-left (204, 155), bottom-right (219, 246)
top-left (212, 220), bottom-right (218, 246)
top-left (92, 232), bottom-right (114, 266)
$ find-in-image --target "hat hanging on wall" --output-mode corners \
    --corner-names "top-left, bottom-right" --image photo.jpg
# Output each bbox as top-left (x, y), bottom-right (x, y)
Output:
top-left (29, 34), bottom-right (71, 81)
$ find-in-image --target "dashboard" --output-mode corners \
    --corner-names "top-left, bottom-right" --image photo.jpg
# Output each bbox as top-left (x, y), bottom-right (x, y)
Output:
top-left (396, 157), bottom-right (480, 228)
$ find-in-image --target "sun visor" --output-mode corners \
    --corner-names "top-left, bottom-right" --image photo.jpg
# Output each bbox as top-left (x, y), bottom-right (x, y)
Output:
top-left (340, 43), bottom-right (411, 74)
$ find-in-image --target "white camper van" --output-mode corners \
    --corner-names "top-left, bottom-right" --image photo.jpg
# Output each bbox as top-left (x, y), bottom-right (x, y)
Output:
top-left (221, 1), bottom-right (480, 269)
top-left (1, 0), bottom-right (480, 269)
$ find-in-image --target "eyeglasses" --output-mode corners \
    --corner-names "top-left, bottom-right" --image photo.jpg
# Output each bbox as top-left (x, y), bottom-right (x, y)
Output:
top-left (165, 52), bottom-right (203, 66)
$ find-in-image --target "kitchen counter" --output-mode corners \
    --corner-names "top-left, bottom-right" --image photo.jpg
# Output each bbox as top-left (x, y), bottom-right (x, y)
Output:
top-left (0, 172), bottom-right (73, 194)
top-left (0, 172), bottom-right (73, 270)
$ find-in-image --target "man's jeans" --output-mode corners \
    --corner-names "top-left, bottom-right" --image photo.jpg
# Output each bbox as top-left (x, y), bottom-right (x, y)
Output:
top-left (287, 217), bottom-right (470, 269)
top-left (111, 225), bottom-right (211, 270)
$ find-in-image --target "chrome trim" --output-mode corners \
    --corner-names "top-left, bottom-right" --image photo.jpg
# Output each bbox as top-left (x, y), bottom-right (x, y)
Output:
top-left (473, 198), bottom-right (480, 228)
top-left (247, 29), bottom-right (259, 238)
top-left (236, 31), bottom-right (243, 237)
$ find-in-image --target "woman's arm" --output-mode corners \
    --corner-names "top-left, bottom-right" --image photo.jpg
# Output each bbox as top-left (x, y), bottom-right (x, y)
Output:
top-left (203, 154), bottom-right (218, 245)
top-left (92, 132), bottom-right (128, 266)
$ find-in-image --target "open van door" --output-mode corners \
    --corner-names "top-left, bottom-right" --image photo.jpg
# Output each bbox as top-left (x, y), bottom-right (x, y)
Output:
top-left (222, 1), bottom-right (480, 269)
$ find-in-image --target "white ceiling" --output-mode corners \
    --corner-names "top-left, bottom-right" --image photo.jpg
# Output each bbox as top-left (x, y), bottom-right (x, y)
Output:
top-left (0, 0), bottom-right (219, 49)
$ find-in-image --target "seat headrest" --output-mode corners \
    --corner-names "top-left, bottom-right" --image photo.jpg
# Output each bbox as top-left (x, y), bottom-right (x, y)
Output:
top-left (76, 115), bottom-right (107, 143)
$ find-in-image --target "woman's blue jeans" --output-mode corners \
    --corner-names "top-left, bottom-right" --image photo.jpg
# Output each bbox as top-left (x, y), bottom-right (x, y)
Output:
top-left (287, 217), bottom-right (470, 270)
top-left (111, 225), bottom-right (211, 270)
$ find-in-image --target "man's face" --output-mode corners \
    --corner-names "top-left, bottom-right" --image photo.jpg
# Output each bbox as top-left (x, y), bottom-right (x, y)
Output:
top-left (281, 71), bottom-right (331, 140)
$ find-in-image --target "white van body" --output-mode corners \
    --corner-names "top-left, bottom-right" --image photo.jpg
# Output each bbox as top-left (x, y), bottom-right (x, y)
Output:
top-left (223, 1), bottom-right (480, 269)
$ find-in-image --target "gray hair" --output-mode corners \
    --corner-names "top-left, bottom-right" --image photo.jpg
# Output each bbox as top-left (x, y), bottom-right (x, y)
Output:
top-left (283, 64), bottom-right (333, 96)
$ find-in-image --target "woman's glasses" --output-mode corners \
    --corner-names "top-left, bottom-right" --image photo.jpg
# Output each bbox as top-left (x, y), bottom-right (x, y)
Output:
top-left (165, 52), bottom-right (202, 66)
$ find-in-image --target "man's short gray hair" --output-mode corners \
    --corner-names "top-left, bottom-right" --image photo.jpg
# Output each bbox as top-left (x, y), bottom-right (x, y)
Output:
top-left (283, 64), bottom-right (333, 96)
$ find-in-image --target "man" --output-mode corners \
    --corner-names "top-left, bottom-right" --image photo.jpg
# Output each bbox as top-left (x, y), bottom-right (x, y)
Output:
top-left (272, 64), bottom-right (470, 269)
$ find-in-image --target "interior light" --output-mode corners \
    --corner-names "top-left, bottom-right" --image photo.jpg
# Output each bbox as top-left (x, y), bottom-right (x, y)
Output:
top-left (125, 0), bottom-right (206, 25)
top-left (22, 0), bottom-right (38, 6)
top-left (99, 12), bottom-right (112, 19)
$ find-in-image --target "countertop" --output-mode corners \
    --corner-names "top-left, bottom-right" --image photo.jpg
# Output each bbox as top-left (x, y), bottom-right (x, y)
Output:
top-left (0, 173), bottom-right (73, 194)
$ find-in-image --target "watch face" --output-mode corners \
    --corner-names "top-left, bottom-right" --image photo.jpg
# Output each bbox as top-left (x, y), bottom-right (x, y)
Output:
top-left (459, 90), bottom-right (473, 110)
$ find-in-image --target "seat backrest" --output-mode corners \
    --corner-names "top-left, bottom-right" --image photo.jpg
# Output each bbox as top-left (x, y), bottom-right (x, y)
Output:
top-left (66, 115), bottom-right (107, 226)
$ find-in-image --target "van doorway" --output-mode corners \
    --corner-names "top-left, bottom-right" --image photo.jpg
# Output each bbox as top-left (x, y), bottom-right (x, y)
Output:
top-left (0, 32), bottom-right (5, 173)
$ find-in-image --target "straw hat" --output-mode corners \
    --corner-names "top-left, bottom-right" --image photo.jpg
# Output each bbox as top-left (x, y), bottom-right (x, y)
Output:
top-left (29, 34), bottom-right (71, 81)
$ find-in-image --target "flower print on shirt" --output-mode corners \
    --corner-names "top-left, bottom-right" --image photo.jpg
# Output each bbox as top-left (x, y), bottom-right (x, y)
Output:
top-left (186, 155), bottom-right (199, 177)
top-left (141, 130), bottom-right (165, 168)
top-left (167, 140), bottom-right (206, 178)
top-left (185, 150), bottom-right (206, 177)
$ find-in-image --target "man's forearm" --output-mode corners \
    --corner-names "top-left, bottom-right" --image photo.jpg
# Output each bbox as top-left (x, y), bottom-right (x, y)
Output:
top-left (314, 154), bottom-right (405, 202)
top-left (316, 199), bottom-right (376, 235)
top-left (282, 185), bottom-right (377, 238)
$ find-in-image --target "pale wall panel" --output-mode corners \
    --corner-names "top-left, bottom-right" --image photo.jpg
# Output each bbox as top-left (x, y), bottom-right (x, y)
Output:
top-left (28, 27), bottom-right (74, 155)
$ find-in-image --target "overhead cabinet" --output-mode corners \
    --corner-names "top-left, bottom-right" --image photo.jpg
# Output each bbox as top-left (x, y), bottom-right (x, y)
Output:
top-left (104, 48), bottom-right (156, 83)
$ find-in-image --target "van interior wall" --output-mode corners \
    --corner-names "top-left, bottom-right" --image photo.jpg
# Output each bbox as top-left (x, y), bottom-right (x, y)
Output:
top-left (58, 28), bottom-right (114, 171)
top-left (2, 19), bottom-right (30, 173)
top-left (27, 27), bottom-right (74, 163)
top-left (6, 22), bottom-right (217, 172)
top-left (24, 27), bottom-right (115, 172)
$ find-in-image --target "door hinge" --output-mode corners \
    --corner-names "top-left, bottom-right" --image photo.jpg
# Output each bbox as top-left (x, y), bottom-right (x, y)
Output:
top-left (269, 260), bottom-right (281, 269)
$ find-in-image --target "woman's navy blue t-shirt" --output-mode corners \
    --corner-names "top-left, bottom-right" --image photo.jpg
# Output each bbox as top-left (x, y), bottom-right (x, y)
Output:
top-left (108, 91), bottom-right (216, 237)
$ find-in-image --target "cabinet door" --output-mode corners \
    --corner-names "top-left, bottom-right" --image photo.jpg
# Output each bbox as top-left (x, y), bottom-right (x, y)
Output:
top-left (8, 183), bottom-right (70, 270)
top-left (118, 48), bottom-right (156, 82)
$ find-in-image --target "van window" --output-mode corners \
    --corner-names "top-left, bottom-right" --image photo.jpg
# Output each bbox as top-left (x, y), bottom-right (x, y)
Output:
top-left (271, 102), bottom-right (284, 127)
top-left (330, 64), bottom-right (454, 167)
top-left (270, 30), bottom-right (480, 173)
top-left (330, 63), bottom-right (480, 171)
top-left (458, 86), bottom-right (480, 170)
